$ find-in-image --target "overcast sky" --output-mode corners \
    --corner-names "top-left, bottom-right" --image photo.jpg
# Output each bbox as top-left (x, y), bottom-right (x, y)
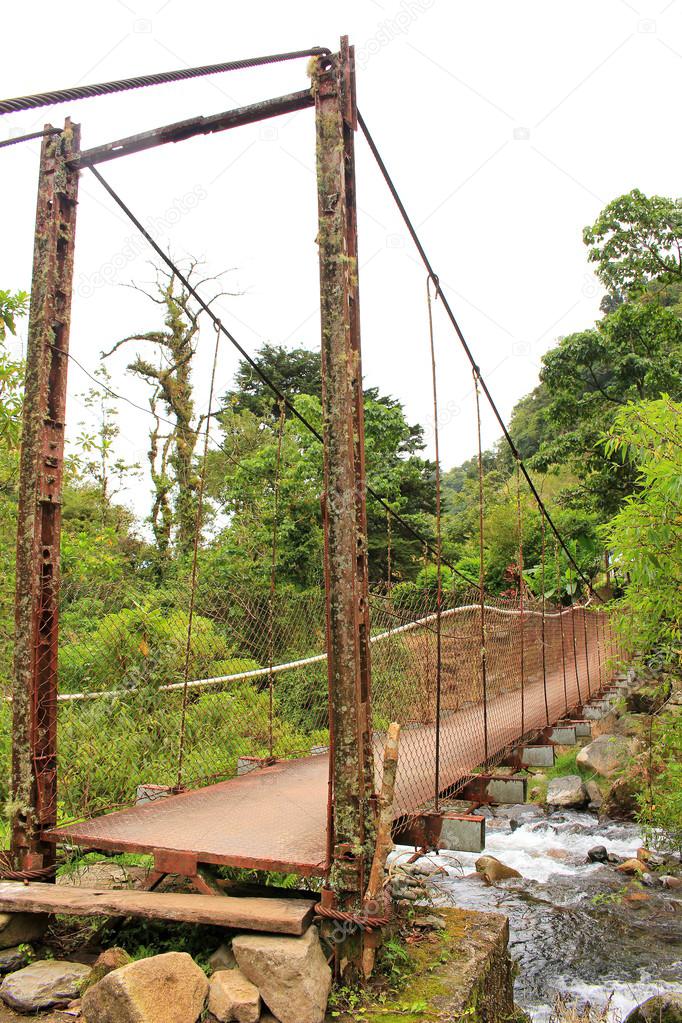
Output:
top-left (2, 0), bottom-right (681, 516)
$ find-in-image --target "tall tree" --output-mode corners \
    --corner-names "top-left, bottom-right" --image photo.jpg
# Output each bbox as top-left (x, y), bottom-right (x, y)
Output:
top-left (104, 263), bottom-right (235, 566)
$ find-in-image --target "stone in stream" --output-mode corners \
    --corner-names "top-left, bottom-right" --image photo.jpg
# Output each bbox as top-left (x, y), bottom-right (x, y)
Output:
top-left (233, 926), bottom-right (331, 1023)
top-left (576, 733), bottom-right (636, 777)
top-left (616, 858), bottom-right (647, 875)
top-left (81, 950), bottom-right (208, 1023)
top-left (208, 968), bottom-right (260, 1023)
top-left (587, 845), bottom-right (608, 864)
top-left (475, 856), bottom-right (522, 883)
top-left (586, 779), bottom-right (603, 810)
top-left (0, 911), bottom-right (48, 950)
top-left (0, 960), bottom-right (91, 1012)
top-left (624, 994), bottom-right (682, 1023)
top-left (661, 875), bottom-right (682, 890)
top-left (546, 775), bottom-right (588, 809)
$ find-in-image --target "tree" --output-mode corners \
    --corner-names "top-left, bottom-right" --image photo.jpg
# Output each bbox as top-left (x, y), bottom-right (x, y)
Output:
top-left (530, 300), bottom-right (682, 515)
top-left (104, 263), bottom-right (236, 566)
top-left (584, 189), bottom-right (682, 299)
top-left (73, 367), bottom-right (140, 526)
top-left (603, 396), bottom-right (682, 657)
top-left (224, 344), bottom-right (322, 421)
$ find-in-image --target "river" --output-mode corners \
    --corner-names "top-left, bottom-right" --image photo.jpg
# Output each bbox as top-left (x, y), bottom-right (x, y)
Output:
top-left (397, 805), bottom-right (682, 1021)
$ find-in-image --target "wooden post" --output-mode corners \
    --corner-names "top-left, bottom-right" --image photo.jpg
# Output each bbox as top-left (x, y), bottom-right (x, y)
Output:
top-left (11, 120), bottom-right (80, 869)
top-left (314, 38), bottom-right (375, 949)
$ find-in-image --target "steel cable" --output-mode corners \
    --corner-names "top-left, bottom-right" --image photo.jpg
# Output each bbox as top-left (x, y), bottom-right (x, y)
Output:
top-left (0, 48), bottom-right (331, 115)
top-left (357, 110), bottom-right (601, 601)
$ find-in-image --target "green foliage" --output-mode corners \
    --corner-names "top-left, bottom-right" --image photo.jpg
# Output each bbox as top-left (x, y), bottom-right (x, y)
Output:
top-left (638, 708), bottom-right (682, 856)
top-left (603, 397), bottom-right (682, 656)
top-left (0, 290), bottom-right (28, 343)
top-left (583, 189), bottom-right (682, 299)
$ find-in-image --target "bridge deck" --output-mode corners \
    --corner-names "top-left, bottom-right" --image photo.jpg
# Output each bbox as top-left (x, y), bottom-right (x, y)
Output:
top-left (45, 660), bottom-right (595, 875)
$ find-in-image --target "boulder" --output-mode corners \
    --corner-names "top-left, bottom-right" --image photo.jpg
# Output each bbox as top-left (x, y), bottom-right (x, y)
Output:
top-left (0, 911), bottom-right (48, 950)
top-left (0, 946), bottom-right (30, 974)
top-left (81, 947), bottom-right (132, 993)
top-left (662, 875), bottom-right (682, 889)
top-left (624, 994), bottom-right (682, 1023)
top-left (576, 734), bottom-right (635, 777)
top-left (475, 856), bottom-right (522, 883)
top-left (233, 926), bottom-right (331, 1023)
top-left (208, 968), bottom-right (260, 1023)
top-left (546, 776), bottom-right (588, 808)
top-left (587, 845), bottom-right (608, 864)
top-left (209, 943), bottom-right (237, 973)
top-left (0, 959), bottom-right (91, 1012)
top-left (586, 780), bottom-right (603, 810)
top-left (81, 950), bottom-right (208, 1023)
top-left (616, 858), bottom-right (647, 875)
top-left (601, 773), bottom-right (641, 820)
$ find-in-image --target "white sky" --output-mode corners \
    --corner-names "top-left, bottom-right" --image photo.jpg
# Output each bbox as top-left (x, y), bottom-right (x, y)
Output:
top-left (2, 0), bottom-right (681, 517)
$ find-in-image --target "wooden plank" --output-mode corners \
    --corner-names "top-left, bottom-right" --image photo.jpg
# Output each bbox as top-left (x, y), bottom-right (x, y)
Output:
top-left (0, 883), bottom-right (316, 935)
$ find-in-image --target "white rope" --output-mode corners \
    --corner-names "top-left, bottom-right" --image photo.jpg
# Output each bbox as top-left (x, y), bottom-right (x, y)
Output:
top-left (51, 602), bottom-right (595, 704)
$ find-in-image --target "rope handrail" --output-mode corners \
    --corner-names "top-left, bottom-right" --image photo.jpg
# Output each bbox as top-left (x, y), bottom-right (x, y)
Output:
top-left (43, 602), bottom-right (601, 705)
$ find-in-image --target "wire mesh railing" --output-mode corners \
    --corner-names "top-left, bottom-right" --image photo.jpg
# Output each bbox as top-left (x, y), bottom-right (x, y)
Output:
top-left (0, 564), bottom-right (615, 833)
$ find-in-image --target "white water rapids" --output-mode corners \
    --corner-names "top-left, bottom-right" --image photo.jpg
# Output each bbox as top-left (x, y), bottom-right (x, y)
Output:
top-left (392, 806), bottom-right (682, 1021)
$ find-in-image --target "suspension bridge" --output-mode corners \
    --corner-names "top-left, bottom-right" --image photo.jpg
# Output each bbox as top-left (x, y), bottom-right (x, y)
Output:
top-left (0, 38), bottom-right (622, 957)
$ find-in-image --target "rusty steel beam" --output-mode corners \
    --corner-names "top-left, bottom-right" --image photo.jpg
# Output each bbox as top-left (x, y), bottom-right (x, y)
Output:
top-left (314, 39), bottom-right (374, 914)
top-left (11, 120), bottom-right (80, 870)
top-left (71, 89), bottom-right (314, 168)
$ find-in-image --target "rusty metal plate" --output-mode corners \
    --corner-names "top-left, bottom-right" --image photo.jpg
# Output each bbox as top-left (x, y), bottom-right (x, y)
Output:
top-left (45, 756), bottom-right (330, 876)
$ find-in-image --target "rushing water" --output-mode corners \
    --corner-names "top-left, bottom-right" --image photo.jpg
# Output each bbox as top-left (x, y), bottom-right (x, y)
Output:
top-left (395, 806), bottom-right (682, 1022)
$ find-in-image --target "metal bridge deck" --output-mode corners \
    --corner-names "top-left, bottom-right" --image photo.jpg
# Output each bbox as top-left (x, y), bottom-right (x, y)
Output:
top-left (45, 662), bottom-right (593, 875)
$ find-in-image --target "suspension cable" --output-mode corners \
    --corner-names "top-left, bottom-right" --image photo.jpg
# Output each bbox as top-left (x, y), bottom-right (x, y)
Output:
top-left (568, 563), bottom-right (582, 707)
top-left (516, 458), bottom-right (526, 736)
top-left (357, 110), bottom-right (601, 601)
top-left (0, 127), bottom-right (61, 149)
top-left (268, 402), bottom-right (286, 758)
top-left (87, 163), bottom-right (479, 588)
top-left (426, 276), bottom-right (443, 808)
top-left (175, 317), bottom-right (222, 789)
top-left (473, 370), bottom-right (489, 761)
top-left (540, 513), bottom-right (549, 725)
top-left (555, 537), bottom-right (569, 715)
top-left (0, 48), bottom-right (331, 116)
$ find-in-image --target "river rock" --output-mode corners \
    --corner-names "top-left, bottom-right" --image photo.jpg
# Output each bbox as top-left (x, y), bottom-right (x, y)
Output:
top-left (0, 946), bottom-right (31, 974)
top-left (0, 912), bottom-right (48, 949)
top-left (576, 734), bottom-right (635, 777)
top-left (616, 858), bottom-right (647, 875)
top-left (209, 942), bottom-right (237, 972)
top-left (587, 845), bottom-right (608, 864)
top-left (624, 993), bottom-right (682, 1023)
top-left (0, 959), bottom-right (91, 1012)
top-left (601, 773), bottom-right (641, 820)
top-left (208, 968), bottom-right (260, 1023)
top-left (546, 775), bottom-right (588, 808)
top-left (586, 780), bottom-right (603, 810)
top-left (81, 950), bottom-right (208, 1023)
top-left (475, 856), bottom-right (522, 883)
top-left (233, 926), bottom-right (331, 1023)
top-left (661, 875), bottom-right (682, 890)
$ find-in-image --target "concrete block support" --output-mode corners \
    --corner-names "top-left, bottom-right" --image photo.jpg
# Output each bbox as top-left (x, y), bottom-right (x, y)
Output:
top-left (549, 725), bottom-right (577, 745)
top-left (439, 815), bottom-right (486, 854)
top-left (519, 745), bottom-right (555, 768)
